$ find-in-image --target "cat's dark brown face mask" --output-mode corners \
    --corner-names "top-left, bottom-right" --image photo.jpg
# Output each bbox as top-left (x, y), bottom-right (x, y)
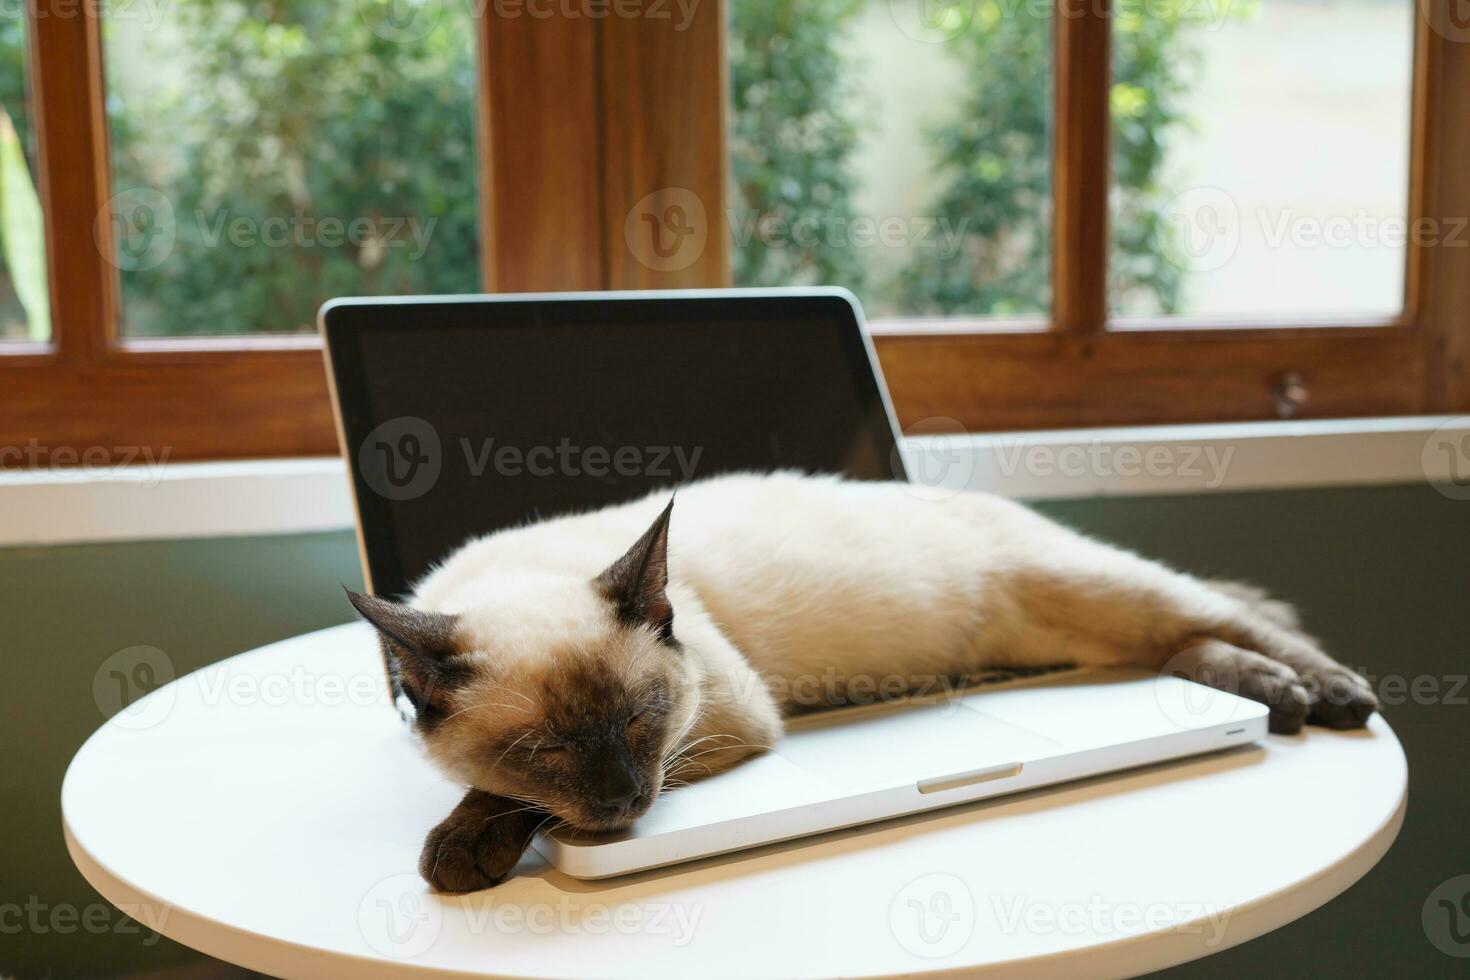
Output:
top-left (348, 498), bottom-right (698, 832)
top-left (470, 658), bottom-right (682, 831)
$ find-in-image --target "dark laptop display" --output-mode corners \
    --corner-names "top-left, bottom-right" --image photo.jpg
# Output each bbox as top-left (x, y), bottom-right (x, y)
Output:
top-left (322, 290), bottom-right (903, 597)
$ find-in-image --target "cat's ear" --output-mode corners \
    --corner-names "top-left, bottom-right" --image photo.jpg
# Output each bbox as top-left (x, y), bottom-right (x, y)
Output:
top-left (596, 496), bottom-right (676, 644)
top-left (345, 589), bottom-right (469, 712)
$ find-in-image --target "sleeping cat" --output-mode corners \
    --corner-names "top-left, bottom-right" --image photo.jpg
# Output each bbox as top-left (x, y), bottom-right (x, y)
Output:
top-left (346, 471), bottom-right (1377, 893)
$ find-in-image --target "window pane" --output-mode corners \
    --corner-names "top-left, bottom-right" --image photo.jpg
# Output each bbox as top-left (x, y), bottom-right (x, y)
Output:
top-left (103, 0), bottom-right (481, 337)
top-left (1109, 0), bottom-right (1414, 319)
top-left (728, 0), bottom-right (1053, 319)
top-left (0, 14), bottom-right (48, 343)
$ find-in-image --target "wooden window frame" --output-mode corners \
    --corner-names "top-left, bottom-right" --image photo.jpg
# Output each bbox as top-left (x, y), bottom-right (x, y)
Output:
top-left (3, 0), bottom-right (1467, 467)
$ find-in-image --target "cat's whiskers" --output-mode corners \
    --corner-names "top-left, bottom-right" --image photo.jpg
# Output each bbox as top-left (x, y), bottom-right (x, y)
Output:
top-left (659, 720), bottom-right (719, 767)
top-left (660, 699), bottom-right (707, 767)
top-left (528, 811), bottom-right (565, 841)
top-left (663, 735), bottom-right (771, 782)
top-left (473, 802), bottom-right (548, 832)
top-left (663, 732), bottom-right (750, 771)
top-left (499, 786), bottom-right (566, 819)
top-left (670, 731), bottom-right (742, 757)
top-left (437, 698), bottom-right (525, 726)
top-left (486, 729), bottom-right (536, 775)
top-left (685, 740), bottom-right (770, 759)
top-left (476, 683), bottom-right (537, 708)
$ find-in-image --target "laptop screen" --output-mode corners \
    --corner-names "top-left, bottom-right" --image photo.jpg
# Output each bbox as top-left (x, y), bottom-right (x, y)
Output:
top-left (324, 292), bottom-right (903, 597)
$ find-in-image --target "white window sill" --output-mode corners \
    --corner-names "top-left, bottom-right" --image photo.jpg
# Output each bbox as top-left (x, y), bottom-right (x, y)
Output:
top-left (1, 416), bottom-right (1465, 548)
top-left (0, 457), bottom-right (355, 548)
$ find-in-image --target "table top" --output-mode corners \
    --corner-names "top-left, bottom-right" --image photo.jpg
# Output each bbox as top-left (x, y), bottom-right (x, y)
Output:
top-left (63, 623), bottom-right (1406, 979)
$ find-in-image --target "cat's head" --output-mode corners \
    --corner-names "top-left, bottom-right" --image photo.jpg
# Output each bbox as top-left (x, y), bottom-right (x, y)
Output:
top-left (347, 499), bottom-right (699, 832)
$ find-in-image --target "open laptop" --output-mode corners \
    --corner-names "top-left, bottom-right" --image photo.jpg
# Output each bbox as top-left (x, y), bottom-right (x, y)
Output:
top-left (320, 288), bottom-right (1268, 879)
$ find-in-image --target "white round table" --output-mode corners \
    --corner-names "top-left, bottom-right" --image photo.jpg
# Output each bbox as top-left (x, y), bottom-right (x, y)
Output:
top-left (64, 623), bottom-right (1406, 979)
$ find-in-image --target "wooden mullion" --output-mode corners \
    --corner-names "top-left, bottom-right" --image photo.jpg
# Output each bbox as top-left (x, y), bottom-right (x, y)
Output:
top-left (472, 0), bottom-right (497, 293)
top-left (1413, 3), bottom-right (1470, 413)
top-left (1402, 0), bottom-right (1433, 328)
top-left (599, 0), bottom-right (729, 289)
top-left (476, 9), bottom-right (604, 292)
top-left (1052, 0), bottom-right (1111, 335)
top-left (26, 0), bottom-right (114, 362)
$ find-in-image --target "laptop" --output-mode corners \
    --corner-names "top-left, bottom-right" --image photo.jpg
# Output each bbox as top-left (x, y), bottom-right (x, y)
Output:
top-left (320, 288), bottom-right (1268, 879)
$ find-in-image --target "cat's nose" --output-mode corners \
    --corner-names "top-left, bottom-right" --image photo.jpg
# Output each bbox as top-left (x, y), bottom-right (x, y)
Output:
top-left (589, 743), bottom-right (645, 816)
top-left (596, 787), bottom-right (642, 813)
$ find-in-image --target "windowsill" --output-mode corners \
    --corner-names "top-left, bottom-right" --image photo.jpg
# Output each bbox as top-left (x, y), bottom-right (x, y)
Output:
top-left (0, 457), bottom-right (354, 548)
top-left (1, 416), bottom-right (1465, 548)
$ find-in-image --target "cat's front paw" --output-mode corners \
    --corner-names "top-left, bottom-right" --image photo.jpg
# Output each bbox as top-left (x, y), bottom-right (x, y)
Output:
top-left (419, 790), bottom-right (544, 893)
top-left (419, 820), bottom-right (517, 893)
top-left (1300, 664), bottom-right (1377, 730)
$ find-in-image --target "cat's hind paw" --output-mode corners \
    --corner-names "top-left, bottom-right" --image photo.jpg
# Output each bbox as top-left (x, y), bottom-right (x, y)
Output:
top-left (1301, 665), bottom-right (1378, 730)
top-left (1169, 640), bottom-right (1312, 735)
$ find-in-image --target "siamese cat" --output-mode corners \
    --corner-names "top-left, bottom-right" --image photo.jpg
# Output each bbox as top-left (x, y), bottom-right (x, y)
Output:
top-left (346, 472), bottom-right (1377, 893)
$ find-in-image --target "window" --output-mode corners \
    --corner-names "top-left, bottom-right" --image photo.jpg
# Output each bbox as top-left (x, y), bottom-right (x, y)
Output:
top-left (727, 0), bottom-right (1054, 320)
top-left (0, 13), bottom-right (46, 344)
top-left (102, 1), bottom-right (480, 336)
top-left (721, 0), bottom-right (1467, 431)
top-left (1108, 0), bottom-right (1416, 320)
top-left (3, 0), bottom-right (1468, 465)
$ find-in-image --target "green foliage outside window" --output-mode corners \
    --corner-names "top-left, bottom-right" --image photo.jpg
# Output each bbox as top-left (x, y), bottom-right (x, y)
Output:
top-left (731, 0), bottom-right (1236, 318)
top-left (107, 0), bottom-right (481, 335)
top-left (0, 0), bottom-right (1225, 336)
top-left (728, 0), bottom-right (871, 293)
top-left (0, 15), bottom-right (47, 342)
top-left (888, 0), bottom-right (1055, 316)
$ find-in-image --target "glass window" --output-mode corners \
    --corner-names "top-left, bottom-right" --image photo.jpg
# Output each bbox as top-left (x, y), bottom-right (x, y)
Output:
top-left (0, 13), bottom-right (47, 343)
top-left (1109, 0), bottom-right (1414, 320)
top-left (102, 0), bottom-right (481, 337)
top-left (728, 0), bottom-right (1054, 320)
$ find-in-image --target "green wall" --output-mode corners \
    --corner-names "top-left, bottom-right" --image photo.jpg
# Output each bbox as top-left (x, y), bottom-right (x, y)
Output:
top-left (1040, 485), bottom-right (1469, 979)
top-left (0, 531), bottom-right (365, 978)
top-left (0, 484), bottom-right (1465, 977)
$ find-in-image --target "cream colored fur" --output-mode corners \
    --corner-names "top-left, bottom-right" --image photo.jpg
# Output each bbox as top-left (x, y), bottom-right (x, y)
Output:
top-left (413, 471), bottom-right (1374, 786)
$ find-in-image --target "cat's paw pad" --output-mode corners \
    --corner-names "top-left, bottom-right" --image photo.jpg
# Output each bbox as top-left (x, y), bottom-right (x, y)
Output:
top-left (1259, 680), bottom-right (1312, 735)
top-left (418, 818), bottom-right (521, 893)
top-left (1169, 641), bottom-right (1310, 735)
top-left (1301, 666), bottom-right (1377, 729)
top-left (1235, 658), bottom-right (1311, 735)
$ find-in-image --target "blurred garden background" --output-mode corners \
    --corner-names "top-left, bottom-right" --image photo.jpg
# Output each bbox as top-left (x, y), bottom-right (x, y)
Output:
top-left (0, 0), bottom-right (1413, 341)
